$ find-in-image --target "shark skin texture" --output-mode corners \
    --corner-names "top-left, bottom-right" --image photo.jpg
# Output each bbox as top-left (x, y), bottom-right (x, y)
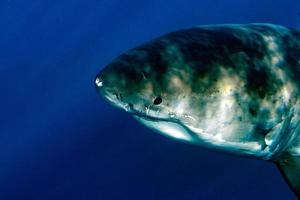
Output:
top-left (95, 24), bottom-right (300, 198)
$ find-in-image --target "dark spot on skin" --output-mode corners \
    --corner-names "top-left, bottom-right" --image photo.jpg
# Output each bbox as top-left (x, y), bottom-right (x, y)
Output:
top-left (153, 97), bottom-right (162, 105)
top-left (238, 116), bottom-right (243, 121)
top-left (249, 106), bottom-right (258, 116)
top-left (246, 67), bottom-right (269, 99)
top-left (258, 91), bottom-right (266, 99)
top-left (138, 42), bottom-right (168, 75)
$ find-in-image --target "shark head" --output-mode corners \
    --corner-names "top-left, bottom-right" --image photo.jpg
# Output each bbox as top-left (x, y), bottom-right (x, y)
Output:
top-left (95, 41), bottom-right (202, 143)
top-left (95, 26), bottom-right (293, 158)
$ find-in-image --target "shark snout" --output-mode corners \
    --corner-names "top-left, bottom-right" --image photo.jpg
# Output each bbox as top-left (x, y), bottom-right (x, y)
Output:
top-left (94, 74), bottom-right (129, 111)
top-left (95, 76), bottom-right (103, 88)
top-left (94, 75), bottom-right (106, 97)
top-left (95, 75), bottom-right (116, 102)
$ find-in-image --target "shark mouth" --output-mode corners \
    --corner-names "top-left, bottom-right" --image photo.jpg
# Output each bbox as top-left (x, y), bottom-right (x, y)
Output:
top-left (98, 88), bottom-right (197, 143)
top-left (133, 113), bottom-right (266, 156)
top-left (132, 114), bottom-right (195, 142)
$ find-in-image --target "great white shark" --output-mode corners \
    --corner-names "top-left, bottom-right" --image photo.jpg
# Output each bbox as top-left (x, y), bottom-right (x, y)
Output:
top-left (95, 24), bottom-right (300, 198)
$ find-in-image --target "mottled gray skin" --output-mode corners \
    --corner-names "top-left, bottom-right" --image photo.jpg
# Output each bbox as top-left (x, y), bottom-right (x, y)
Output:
top-left (95, 24), bottom-right (300, 161)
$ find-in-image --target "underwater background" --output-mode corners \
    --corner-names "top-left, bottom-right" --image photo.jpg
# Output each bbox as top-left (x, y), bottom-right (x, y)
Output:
top-left (1, 0), bottom-right (300, 199)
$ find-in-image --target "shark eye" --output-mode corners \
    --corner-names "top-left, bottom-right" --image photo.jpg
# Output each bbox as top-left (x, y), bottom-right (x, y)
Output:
top-left (153, 97), bottom-right (162, 105)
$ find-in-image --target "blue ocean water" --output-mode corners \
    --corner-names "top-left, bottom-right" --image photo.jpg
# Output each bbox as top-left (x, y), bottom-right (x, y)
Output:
top-left (1, 0), bottom-right (300, 199)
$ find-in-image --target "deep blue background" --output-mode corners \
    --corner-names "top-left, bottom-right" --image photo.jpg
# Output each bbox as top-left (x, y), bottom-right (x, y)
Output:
top-left (1, 0), bottom-right (300, 199)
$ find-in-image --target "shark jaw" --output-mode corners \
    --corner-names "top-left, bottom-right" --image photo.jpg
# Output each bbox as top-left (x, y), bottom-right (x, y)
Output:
top-left (133, 115), bottom-right (194, 142)
top-left (133, 113), bottom-right (266, 157)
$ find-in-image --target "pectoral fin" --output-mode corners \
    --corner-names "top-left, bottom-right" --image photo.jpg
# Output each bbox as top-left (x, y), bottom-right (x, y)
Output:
top-left (276, 154), bottom-right (300, 198)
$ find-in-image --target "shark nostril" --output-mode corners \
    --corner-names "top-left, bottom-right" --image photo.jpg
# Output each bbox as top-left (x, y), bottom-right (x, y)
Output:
top-left (128, 103), bottom-right (134, 109)
top-left (114, 93), bottom-right (120, 100)
top-left (112, 91), bottom-right (123, 102)
top-left (124, 103), bottom-right (134, 111)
